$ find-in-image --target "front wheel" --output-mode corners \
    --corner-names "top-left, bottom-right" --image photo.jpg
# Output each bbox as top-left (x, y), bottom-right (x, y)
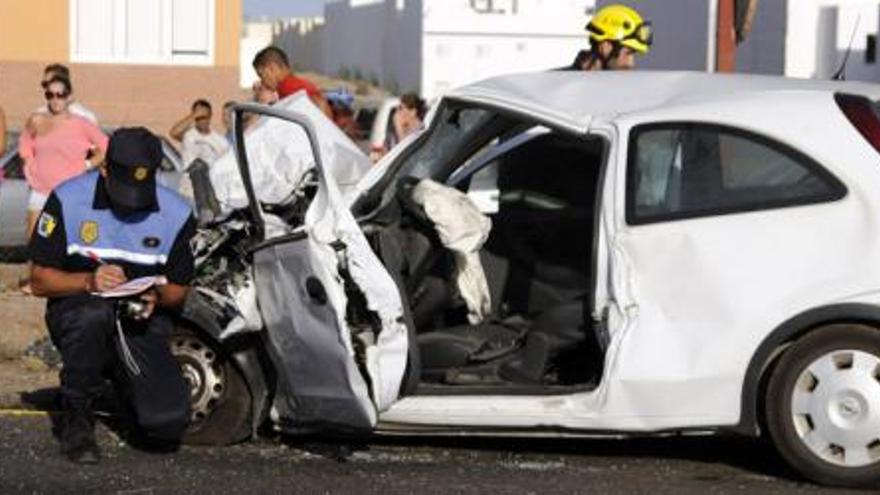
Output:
top-left (765, 324), bottom-right (880, 488)
top-left (169, 326), bottom-right (253, 445)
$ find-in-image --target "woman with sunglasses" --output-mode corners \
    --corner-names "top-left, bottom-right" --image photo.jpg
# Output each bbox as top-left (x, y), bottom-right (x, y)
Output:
top-left (18, 75), bottom-right (108, 253)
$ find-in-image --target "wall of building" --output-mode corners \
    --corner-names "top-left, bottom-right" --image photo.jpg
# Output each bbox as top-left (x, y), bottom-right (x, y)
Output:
top-left (0, 0), bottom-right (69, 62)
top-left (736, 0), bottom-right (787, 75)
top-left (382, 0), bottom-right (423, 94)
top-left (216, 0), bottom-right (243, 67)
top-left (785, 0), bottom-right (880, 81)
top-left (276, 0), bottom-right (591, 98)
top-left (0, 0), bottom-right (245, 136)
top-left (274, 18), bottom-right (325, 77)
top-left (421, 0), bottom-right (589, 98)
top-left (322, 0), bottom-right (391, 85)
top-left (276, 0), bottom-right (423, 92)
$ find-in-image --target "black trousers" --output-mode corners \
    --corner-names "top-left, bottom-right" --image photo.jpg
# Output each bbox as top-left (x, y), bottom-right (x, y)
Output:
top-left (46, 294), bottom-right (190, 442)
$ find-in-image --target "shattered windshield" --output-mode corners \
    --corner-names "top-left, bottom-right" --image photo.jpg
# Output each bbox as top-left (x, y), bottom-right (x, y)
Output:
top-left (365, 102), bottom-right (524, 211)
top-left (398, 105), bottom-right (497, 180)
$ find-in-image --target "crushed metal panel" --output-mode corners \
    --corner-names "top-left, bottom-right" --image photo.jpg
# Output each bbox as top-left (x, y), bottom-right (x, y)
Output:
top-left (209, 93), bottom-right (370, 218)
top-left (254, 239), bottom-right (376, 430)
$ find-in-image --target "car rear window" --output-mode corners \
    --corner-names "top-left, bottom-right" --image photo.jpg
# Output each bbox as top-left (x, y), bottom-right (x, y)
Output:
top-left (627, 123), bottom-right (846, 225)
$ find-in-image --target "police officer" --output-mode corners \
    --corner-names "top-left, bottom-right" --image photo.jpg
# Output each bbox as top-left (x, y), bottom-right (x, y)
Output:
top-left (568, 4), bottom-right (653, 71)
top-left (29, 127), bottom-right (195, 464)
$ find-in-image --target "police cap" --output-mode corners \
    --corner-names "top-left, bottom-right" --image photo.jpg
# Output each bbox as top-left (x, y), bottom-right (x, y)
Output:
top-left (105, 127), bottom-right (162, 211)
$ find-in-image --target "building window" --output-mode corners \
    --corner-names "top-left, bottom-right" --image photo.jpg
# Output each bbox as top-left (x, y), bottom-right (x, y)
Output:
top-left (70, 0), bottom-right (215, 65)
top-left (867, 34), bottom-right (876, 64)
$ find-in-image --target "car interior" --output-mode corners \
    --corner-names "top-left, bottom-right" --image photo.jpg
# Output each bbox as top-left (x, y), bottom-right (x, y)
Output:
top-left (356, 105), bottom-right (609, 395)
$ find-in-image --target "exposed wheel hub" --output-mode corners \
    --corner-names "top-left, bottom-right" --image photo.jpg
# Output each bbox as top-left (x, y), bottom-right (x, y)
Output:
top-left (791, 349), bottom-right (880, 467)
top-left (170, 335), bottom-right (226, 426)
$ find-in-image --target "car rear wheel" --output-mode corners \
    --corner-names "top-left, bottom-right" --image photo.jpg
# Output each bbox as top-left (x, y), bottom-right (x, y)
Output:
top-left (169, 326), bottom-right (252, 445)
top-left (765, 324), bottom-right (880, 488)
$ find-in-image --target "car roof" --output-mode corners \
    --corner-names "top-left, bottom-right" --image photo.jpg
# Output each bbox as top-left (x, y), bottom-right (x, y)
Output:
top-left (447, 71), bottom-right (880, 133)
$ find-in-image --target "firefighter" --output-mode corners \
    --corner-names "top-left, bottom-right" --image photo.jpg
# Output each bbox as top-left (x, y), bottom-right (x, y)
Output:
top-left (569, 4), bottom-right (653, 71)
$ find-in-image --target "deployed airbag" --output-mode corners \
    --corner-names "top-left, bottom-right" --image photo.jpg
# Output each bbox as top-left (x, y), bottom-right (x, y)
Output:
top-left (411, 179), bottom-right (492, 323)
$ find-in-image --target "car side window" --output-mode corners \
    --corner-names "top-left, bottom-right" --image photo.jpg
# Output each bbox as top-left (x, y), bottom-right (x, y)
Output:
top-left (626, 123), bottom-right (846, 225)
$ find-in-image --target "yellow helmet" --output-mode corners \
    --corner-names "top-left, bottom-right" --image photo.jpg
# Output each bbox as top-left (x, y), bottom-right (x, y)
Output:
top-left (587, 4), bottom-right (653, 54)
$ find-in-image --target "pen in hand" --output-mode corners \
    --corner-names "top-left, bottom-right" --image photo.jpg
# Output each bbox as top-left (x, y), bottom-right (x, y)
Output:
top-left (86, 251), bottom-right (127, 292)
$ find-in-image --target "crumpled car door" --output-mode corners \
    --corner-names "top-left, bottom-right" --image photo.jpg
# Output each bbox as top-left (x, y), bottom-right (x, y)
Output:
top-left (232, 102), bottom-right (410, 431)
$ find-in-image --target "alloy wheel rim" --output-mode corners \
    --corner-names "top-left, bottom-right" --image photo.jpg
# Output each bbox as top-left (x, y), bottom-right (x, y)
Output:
top-left (790, 349), bottom-right (880, 467)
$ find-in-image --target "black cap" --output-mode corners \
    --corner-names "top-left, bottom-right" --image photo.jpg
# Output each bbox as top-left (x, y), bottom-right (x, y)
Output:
top-left (105, 127), bottom-right (162, 211)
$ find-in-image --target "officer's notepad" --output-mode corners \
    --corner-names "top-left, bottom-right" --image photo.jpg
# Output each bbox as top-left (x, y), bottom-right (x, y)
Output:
top-left (95, 276), bottom-right (167, 298)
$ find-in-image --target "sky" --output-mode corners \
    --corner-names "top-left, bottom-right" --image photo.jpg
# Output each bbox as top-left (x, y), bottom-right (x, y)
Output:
top-left (243, 0), bottom-right (335, 19)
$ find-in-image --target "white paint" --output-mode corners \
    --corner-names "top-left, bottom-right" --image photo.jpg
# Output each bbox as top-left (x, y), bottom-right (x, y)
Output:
top-left (773, 0), bottom-right (880, 80)
top-left (374, 71), bottom-right (880, 432)
top-left (70, 0), bottom-right (215, 66)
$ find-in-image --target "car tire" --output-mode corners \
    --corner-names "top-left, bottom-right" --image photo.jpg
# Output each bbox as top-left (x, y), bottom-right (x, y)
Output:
top-left (764, 324), bottom-right (880, 488)
top-left (169, 326), bottom-right (252, 446)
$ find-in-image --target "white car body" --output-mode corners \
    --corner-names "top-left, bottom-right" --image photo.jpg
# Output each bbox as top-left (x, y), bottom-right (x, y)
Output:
top-left (378, 72), bottom-right (880, 432)
top-left (223, 71), bottom-right (880, 486)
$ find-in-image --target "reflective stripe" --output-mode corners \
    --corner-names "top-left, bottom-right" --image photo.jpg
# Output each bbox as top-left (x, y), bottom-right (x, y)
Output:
top-left (67, 244), bottom-right (168, 265)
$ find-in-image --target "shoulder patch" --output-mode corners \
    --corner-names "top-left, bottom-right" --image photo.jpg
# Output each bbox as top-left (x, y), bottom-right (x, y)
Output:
top-left (37, 212), bottom-right (57, 238)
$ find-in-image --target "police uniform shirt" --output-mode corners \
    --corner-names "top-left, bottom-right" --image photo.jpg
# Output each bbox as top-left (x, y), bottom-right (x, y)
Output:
top-left (29, 171), bottom-right (196, 294)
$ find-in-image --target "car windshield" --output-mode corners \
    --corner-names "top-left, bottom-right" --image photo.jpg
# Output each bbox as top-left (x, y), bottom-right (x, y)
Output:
top-left (398, 104), bottom-right (498, 180)
top-left (363, 101), bottom-right (525, 211)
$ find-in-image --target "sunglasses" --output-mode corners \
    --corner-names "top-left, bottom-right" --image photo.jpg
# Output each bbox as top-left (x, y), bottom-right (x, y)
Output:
top-left (44, 90), bottom-right (70, 100)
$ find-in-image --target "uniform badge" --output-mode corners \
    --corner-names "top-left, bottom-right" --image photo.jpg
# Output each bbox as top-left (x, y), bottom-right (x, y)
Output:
top-left (143, 236), bottom-right (160, 248)
top-left (80, 221), bottom-right (99, 245)
top-left (37, 212), bottom-right (57, 238)
top-left (133, 166), bottom-right (149, 181)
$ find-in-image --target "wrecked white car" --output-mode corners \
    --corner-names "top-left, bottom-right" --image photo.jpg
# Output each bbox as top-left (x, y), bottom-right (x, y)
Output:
top-left (172, 72), bottom-right (880, 488)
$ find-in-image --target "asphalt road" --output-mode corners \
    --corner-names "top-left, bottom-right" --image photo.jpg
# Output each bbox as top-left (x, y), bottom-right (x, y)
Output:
top-left (0, 414), bottom-right (867, 494)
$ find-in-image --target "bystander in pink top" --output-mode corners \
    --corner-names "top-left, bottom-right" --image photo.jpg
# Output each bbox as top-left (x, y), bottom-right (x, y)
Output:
top-left (18, 115), bottom-right (108, 195)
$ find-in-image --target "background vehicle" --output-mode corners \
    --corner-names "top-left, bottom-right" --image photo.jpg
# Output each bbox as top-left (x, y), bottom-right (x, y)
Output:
top-left (0, 134), bottom-right (185, 260)
top-left (176, 72), bottom-right (880, 488)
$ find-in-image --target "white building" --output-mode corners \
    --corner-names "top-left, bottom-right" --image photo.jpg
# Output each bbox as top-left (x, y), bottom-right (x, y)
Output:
top-left (277, 0), bottom-right (880, 99)
top-left (279, 0), bottom-right (595, 99)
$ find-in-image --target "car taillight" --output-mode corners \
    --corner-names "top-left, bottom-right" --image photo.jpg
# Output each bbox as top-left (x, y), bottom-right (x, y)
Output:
top-left (836, 93), bottom-right (880, 153)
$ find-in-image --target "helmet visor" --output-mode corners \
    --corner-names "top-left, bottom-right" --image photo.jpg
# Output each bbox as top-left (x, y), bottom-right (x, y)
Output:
top-left (625, 21), bottom-right (653, 48)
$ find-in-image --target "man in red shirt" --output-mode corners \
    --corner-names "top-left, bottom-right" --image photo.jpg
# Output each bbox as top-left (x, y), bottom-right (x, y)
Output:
top-left (252, 46), bottom-right (333, 118)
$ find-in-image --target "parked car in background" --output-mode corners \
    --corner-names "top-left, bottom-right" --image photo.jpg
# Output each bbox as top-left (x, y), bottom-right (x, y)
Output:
top-left (0, 134), bottom-right (185, 260)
